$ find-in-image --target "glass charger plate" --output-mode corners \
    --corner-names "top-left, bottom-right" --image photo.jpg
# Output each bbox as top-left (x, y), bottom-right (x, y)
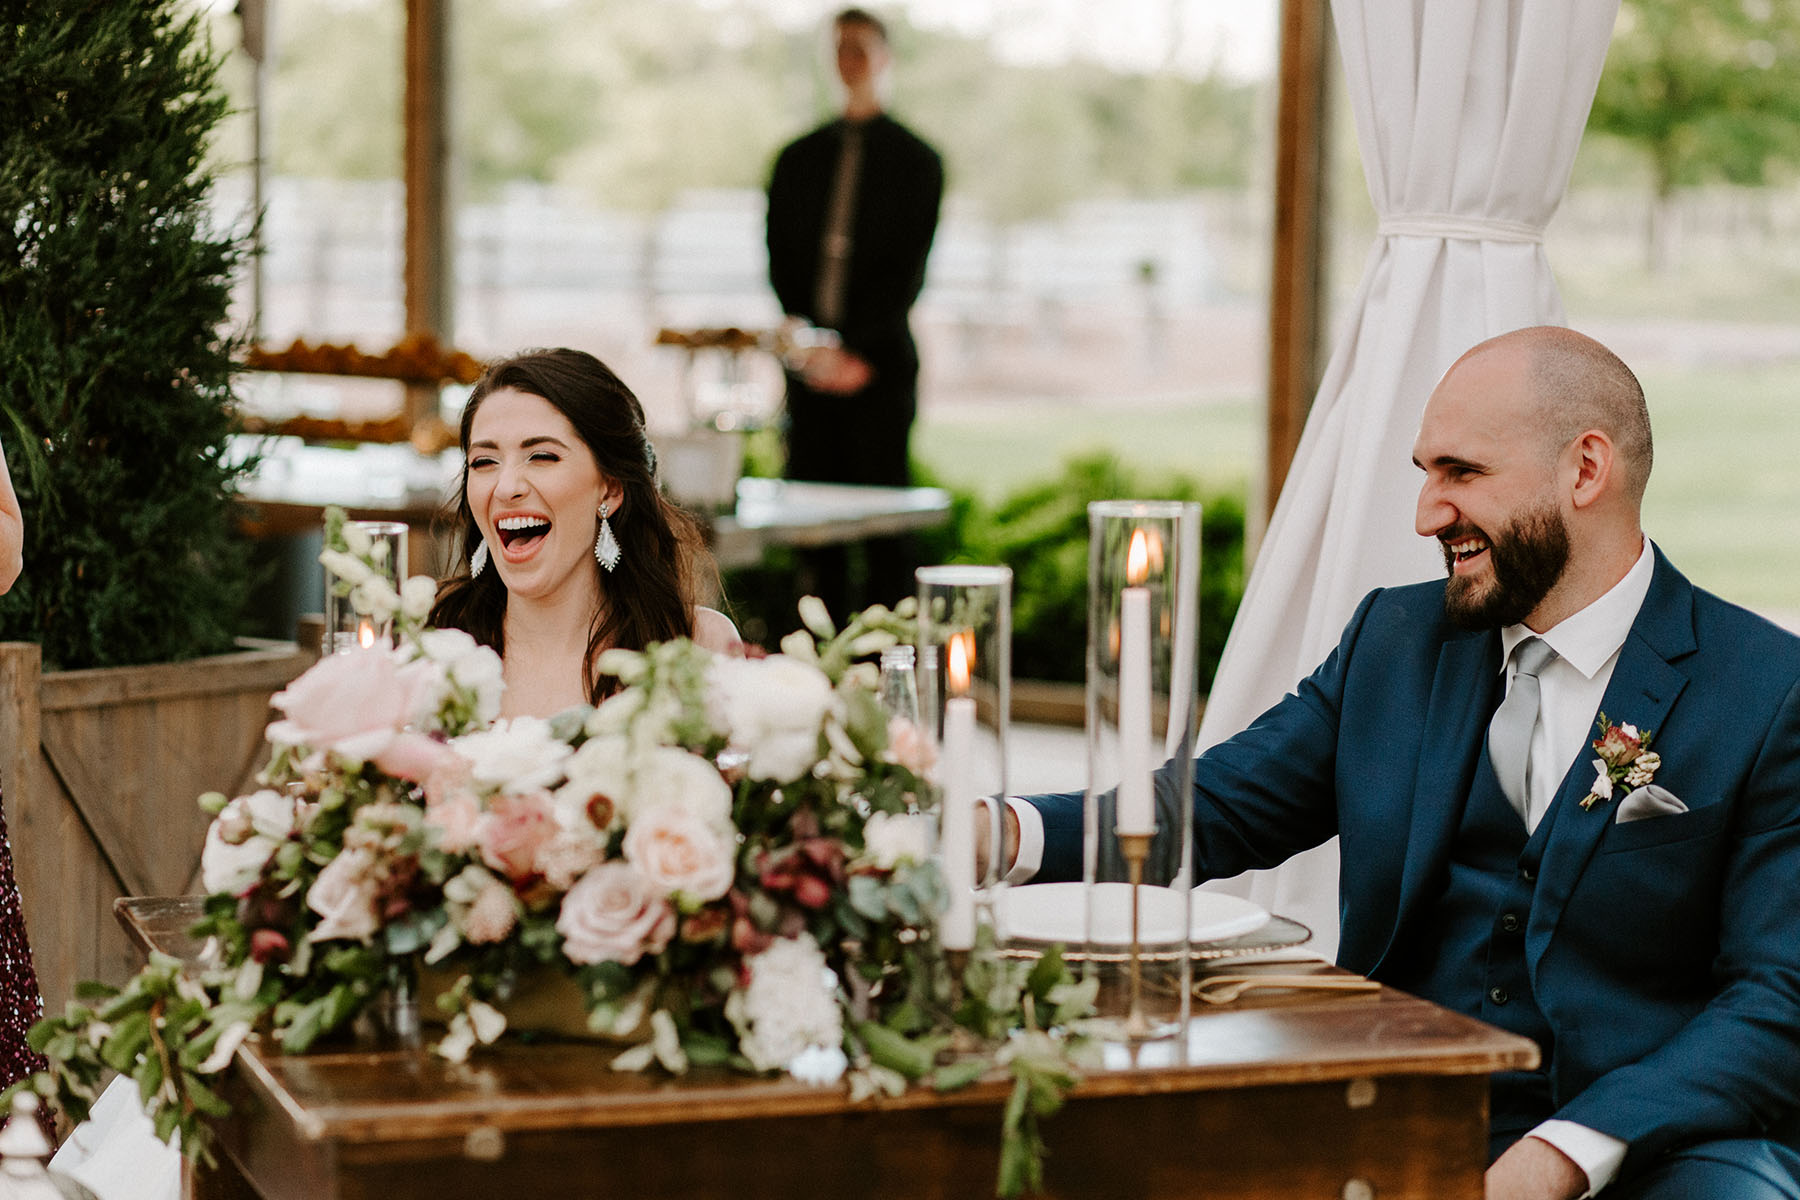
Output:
top-left (998, 914), bottom-right (1313, 963)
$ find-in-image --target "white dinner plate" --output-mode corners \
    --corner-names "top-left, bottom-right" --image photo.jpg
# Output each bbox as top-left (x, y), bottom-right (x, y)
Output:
top-left (996, 882), bottom-right (1270, 948)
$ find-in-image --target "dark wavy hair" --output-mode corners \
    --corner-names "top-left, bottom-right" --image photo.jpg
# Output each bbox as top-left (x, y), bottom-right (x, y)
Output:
top-left (429, 348), bottom-right (709, 701)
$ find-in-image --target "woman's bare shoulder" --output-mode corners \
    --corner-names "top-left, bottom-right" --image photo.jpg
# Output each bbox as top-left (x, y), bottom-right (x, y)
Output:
top-left (692, 606), bottom-right (744, 654)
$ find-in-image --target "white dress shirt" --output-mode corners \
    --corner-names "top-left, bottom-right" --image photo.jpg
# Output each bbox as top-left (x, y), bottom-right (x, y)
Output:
top-left (1007, 538), bottom-right (1659, 1194)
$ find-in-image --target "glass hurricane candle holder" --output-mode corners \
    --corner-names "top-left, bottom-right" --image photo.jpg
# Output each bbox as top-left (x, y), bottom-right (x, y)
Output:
top-left (916, 565), bottom-right (1011, 957)
top-left (1084, 500), bottom-right (1201, 1040)
top-left (323, 519), bottom-right (408, 654)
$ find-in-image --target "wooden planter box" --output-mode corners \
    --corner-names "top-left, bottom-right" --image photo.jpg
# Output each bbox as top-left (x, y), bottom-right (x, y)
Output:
top-left (0, 638), bottom-right (314, 1013)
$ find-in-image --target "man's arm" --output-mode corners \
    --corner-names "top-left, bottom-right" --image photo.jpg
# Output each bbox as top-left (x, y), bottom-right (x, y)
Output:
top-left (765, 142), bottom-right (816, 320)
top-left (1012, 588), bottom-right (1389, 885)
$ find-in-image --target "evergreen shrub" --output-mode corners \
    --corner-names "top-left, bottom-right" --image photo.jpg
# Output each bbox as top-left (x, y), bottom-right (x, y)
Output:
top-left (0, 1), bottom-right (253, 669)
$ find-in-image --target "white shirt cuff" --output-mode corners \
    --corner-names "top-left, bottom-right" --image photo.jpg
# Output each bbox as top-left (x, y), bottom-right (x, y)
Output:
top-left (1001, 797), bottom-right (1044, 884)
top-left (1527, 1121), bottom-right (1627, 1198)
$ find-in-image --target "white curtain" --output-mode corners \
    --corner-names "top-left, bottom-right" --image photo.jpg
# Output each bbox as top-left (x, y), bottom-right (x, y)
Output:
top-left (1198, 0), bottom-right (1621, 960)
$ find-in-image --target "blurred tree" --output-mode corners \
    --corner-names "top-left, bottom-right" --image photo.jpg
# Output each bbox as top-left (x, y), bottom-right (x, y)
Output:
top-left (253, 0), bottom-right (1259, 221)
top-left (1588, 0), bottom-right (1800, 270)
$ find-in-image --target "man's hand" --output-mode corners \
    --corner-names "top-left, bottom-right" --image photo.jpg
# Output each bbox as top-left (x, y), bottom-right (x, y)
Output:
top-left (973, 799), bottom-right (1020, 881)
top-left (800, 346), bottom-right (874, 395)
top-left (1486, 1137), bottom-right (1588, 1200)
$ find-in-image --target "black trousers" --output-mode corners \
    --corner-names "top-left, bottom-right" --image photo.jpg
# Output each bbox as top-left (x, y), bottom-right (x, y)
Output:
top-left (782, 376), bottom-right (918, 619)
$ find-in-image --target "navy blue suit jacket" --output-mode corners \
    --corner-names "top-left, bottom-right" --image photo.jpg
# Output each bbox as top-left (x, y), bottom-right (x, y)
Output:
top-left (1031, 547), bottom-right (1800, 1173)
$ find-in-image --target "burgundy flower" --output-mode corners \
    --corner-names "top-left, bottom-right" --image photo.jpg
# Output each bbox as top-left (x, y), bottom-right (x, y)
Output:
top-left (249, 928), bottom-right (292, 965)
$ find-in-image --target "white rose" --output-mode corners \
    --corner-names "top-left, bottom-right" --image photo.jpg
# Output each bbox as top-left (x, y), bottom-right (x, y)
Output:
top-left (622, 802), bottom-right (736, 901)
top-left (863, 811), bottom-right (934, 870)
top-left (728, 935), bottom-right (843, 1073)
top-left (452, 716), bottom-right (573, 792)
top-left (201, 790), bottom-right (297, 895)
top-left (708, 655), bottom-right (838, 783)
top-left (630, 746), bottom-right (732, 827)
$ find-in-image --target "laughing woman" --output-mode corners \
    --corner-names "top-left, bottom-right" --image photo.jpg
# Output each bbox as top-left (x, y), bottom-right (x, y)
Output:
top-left (429, 349), bottom-right (739, 718)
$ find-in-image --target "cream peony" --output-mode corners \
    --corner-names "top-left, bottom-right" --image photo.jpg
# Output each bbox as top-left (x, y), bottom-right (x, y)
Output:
top-left (453, 716), bottom-right (573, 792)
top-left (629, 746), bottom-right (733, 827)
top-left (622, 801), bottom-right (736, 902)
top-left (707, 655), bottom-right (838, 783)
top-left (728, 935), bottom-right (843, 1074)
top-left (556, 862), bottom-right (676, 966)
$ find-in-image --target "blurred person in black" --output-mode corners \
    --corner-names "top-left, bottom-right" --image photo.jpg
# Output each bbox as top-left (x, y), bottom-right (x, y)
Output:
top-left (765, 6), bottom-right (943, 618)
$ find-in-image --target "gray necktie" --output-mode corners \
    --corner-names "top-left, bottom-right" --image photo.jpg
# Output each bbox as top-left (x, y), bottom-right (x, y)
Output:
top-left (1489, 637), bottom-right (1557, 819)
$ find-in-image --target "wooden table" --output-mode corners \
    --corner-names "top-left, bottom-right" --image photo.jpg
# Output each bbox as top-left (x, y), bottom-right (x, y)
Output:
top-left (120, 898), bottom-right (1537, 1200)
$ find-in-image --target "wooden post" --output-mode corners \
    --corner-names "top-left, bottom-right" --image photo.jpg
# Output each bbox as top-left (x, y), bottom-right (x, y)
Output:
top-left (0, 642), bottom-right (43, 879)
top-left (403, 0), bottom-right (450, 442)
top-left (1265, 0), bottom-right (1333, 524)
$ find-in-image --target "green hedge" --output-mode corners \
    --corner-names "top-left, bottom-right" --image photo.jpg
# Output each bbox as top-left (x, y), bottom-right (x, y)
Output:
top-left (722, 452), bottom-right (1246, 692)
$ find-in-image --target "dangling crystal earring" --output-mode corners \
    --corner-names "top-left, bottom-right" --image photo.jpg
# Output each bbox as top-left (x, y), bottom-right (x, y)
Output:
top-left (470, 538), bottom-right (490, 578)
top-left (595, 502), bottom-right (621, 572)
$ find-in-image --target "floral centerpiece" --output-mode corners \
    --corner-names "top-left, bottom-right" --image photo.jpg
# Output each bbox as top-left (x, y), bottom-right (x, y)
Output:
top-left (9, 510), bottom-right (1098, 1197)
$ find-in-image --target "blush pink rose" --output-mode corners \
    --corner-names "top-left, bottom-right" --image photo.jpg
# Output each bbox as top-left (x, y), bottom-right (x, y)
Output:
top-left (373, 731), bottom-right (463, 785)
top-left (622, 804), bottom-right (737, 902)
top-left (556, 862), bottom-right (676, 966)
top-left (307, 847), bottom-right (382, 942)
top-left (882, 717), bottom-right (938, 776)
top-left (268, 649), bottom-right (433, 763)
top-left (478, 791), bottom-right (559, 883)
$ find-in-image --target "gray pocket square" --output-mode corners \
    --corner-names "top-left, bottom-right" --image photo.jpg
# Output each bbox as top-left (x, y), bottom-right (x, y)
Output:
top-left (1614, 784), bottom-right (1688, 824)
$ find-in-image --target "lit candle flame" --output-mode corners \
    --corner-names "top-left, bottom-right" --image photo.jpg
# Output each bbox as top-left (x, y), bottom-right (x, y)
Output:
top-left (947, 631), bottom-right (974, 695)
top-left (357, 619), bottom-right (376, 649)
top-left (1127, 528), bottom-right (1150, 586)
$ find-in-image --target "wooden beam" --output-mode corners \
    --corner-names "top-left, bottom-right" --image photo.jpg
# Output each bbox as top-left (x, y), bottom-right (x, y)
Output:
top-left (1265, 0), bottom-right (1332, 522)
top-left (403, 0), bottom-right (450, 435)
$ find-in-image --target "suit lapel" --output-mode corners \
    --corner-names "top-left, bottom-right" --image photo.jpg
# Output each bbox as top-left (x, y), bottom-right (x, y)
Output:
top-left (1372, 627), bottom-right (1502, 972)
top-left (1527, 550), bottom-right (1695, 973)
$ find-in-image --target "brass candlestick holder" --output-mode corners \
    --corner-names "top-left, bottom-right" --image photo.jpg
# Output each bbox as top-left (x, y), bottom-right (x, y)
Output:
top-left (1117, 827), bottom-right (1157, 1040)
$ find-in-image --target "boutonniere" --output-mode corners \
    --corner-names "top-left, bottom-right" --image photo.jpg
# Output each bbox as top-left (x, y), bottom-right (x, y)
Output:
top-left (1580, 713), bottom-right (1660, 810)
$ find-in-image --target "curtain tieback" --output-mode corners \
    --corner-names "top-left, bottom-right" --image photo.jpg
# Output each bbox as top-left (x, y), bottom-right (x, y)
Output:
top-left (1376, 212), bottom-right (1545, 244)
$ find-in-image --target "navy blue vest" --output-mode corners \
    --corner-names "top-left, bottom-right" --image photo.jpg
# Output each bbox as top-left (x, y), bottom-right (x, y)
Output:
top-left (1384, 740), bottom-right (1564, 1154)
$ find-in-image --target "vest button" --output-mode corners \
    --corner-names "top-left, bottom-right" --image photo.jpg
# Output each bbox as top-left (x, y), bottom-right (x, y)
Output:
top-left (1488, 986), bottom-right (1510, 1006)
top-left (1499, 912), bottom-right (1521, 934)
top-left (1518, 866), bottom-right (1536, 883)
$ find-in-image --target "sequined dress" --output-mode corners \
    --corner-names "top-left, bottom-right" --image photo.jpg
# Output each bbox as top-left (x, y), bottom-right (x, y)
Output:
top-left (0, 788), bottom-right (47, 1093)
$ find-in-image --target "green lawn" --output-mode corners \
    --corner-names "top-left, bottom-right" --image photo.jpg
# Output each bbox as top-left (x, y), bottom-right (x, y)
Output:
top-left (914, 361), bottom-right (1800, 617)
top-left (915, 397), bottom-right (1258, 502)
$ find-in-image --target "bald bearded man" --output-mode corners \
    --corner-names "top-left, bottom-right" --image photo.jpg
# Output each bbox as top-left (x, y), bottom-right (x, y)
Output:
top-left (1012, 328), bottom-right (1800, 1199)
